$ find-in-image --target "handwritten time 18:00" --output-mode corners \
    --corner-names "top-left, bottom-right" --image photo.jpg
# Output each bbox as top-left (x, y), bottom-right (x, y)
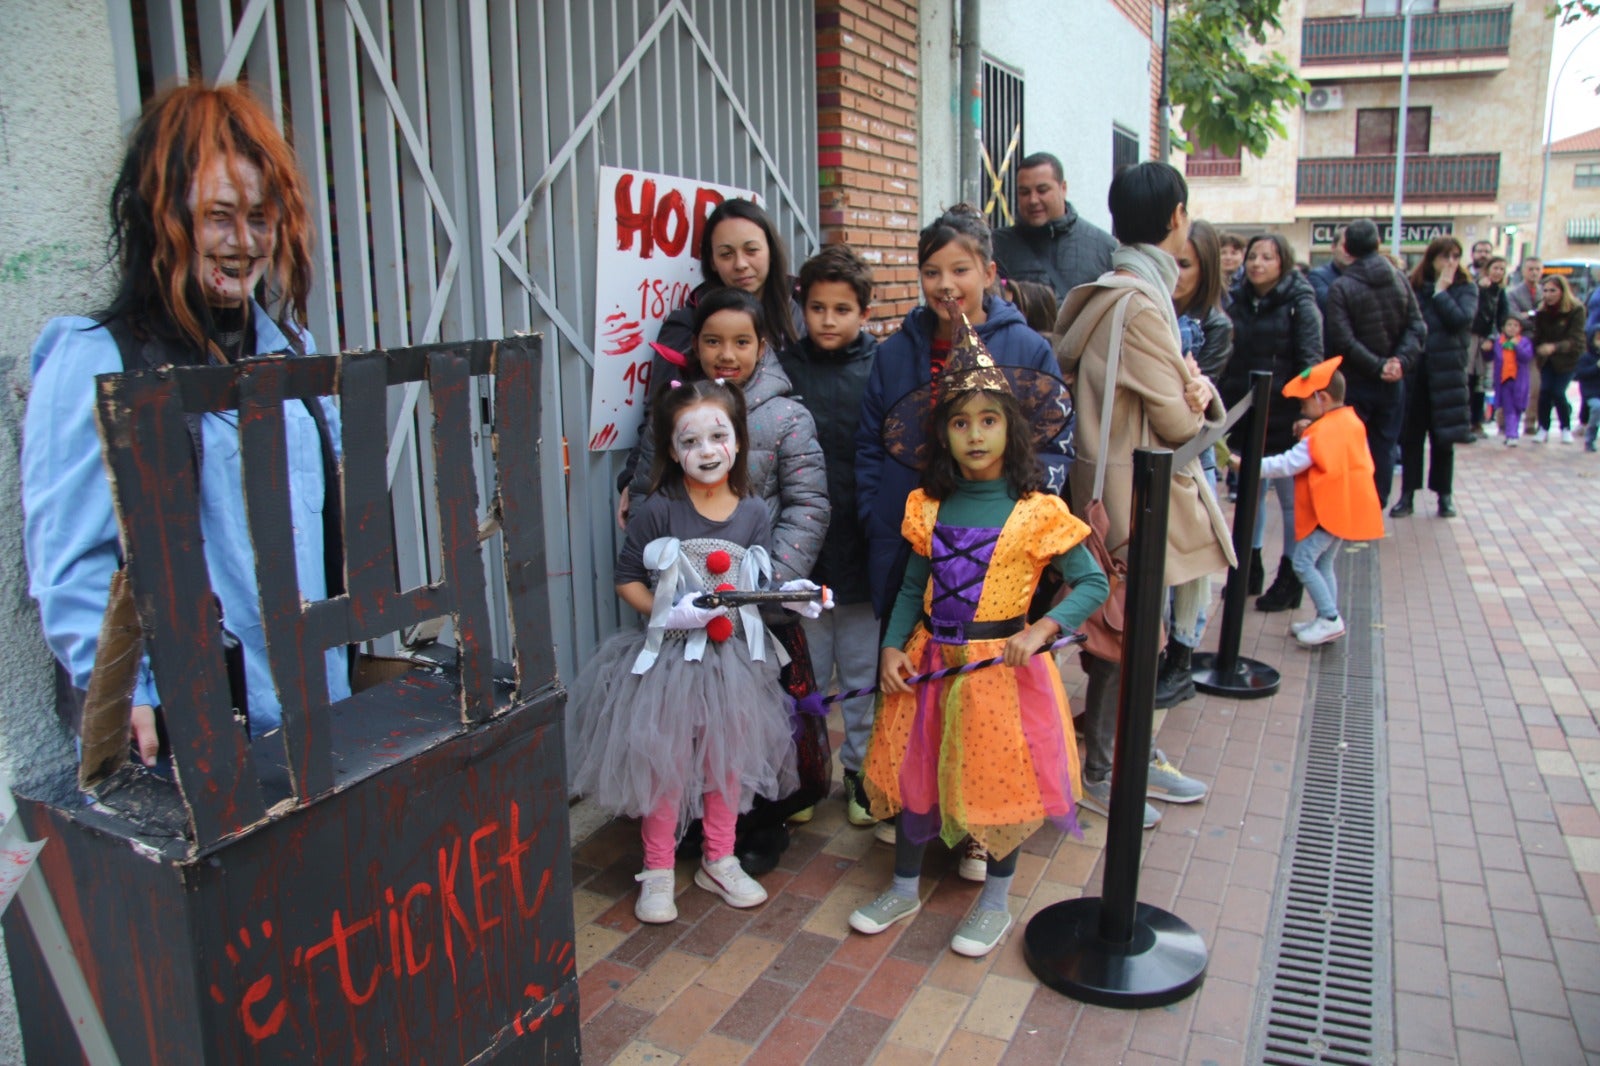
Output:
top-left (638, 279), bottom-right (695, 320)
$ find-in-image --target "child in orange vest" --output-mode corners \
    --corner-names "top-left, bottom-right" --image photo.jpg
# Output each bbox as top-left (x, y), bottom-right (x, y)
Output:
top-left (1258, 357), bottom-right (1386, 647)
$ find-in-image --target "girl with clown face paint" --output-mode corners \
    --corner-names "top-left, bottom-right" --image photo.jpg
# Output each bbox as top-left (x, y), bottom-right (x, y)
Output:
top-left (568, 379), bottom-right (830, 926)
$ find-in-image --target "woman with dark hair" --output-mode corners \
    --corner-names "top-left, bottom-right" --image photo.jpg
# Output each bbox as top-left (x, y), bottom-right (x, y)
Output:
top-left (1220, 231), bottom-right (1323, 611)
top-left (1530, 274), bottom-right (1587, 443)
top-left (1154, 218), bottom-right (1234, 707)
top-left (618, 198), bottom-right (805, 525)
top-left (1393, 237), bottom-right (1477, 518)
top-left (23, 82), bottom-right (346, 765)
top-left (1470, 256), bottom-right (1510, 437)
top-left (1055, 162), bottom-right (1233, 828)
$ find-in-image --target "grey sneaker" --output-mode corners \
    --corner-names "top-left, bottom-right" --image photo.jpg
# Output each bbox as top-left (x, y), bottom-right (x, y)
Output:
top-left (849, 891), bottom-right (921, 934)
top-left (1147, 749), bottom-right (1207, 804)
top-left (1078, 777), bottom-right (1160, 829)
top-left (950, 907), bottom-right (1013, 958)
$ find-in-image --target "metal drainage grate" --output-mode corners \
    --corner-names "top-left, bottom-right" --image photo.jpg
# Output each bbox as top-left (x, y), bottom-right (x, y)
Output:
top-left (1250, 543), bottom-right (1395, 1065)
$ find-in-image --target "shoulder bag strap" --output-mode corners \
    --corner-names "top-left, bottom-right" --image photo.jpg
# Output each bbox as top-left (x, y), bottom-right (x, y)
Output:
top-left (1092, 290), bottom-right (1140, 503)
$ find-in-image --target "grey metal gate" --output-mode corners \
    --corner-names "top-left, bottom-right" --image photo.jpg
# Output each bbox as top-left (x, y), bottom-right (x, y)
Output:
top-left (110, 0), bottom-right (818, 684)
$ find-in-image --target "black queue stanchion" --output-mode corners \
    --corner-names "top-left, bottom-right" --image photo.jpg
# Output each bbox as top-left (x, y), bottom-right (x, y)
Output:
top-left (1191, 370), bottom-right (1282, 699)
top-left (1023, 448), bottom-right (1208, 1008)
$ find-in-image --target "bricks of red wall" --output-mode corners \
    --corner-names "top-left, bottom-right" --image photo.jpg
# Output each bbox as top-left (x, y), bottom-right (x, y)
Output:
top-left (817, 0), bottom-right (921, 331)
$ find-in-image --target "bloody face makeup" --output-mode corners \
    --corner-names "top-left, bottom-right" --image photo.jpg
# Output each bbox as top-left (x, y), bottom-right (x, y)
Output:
top-left (189, 155), bottom-right (274, 308)
top-left (671, 402), bottom-right (738, 486)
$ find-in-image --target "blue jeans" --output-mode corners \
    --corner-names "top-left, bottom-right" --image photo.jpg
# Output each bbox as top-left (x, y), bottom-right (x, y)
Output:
top-left (1585, 396), bottom-right (1600, 448)
top-left (1291, 528), bottom-right (1343, 621)
top-left (1252, 475), bottom-right (1296, 552)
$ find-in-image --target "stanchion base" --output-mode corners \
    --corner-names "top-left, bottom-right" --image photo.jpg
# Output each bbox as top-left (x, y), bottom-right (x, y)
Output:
top-left (1190, 652), bottom-right (1280, 699)
top-left (1023, 898), bottom-right (1207, 1009)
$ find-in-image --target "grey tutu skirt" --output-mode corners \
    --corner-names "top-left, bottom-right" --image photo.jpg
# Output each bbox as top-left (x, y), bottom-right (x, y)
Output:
top-left (566, 628), bottom-right (800, 835)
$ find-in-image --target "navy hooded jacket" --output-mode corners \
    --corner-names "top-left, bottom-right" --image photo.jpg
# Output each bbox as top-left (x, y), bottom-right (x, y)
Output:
top-left (854, 294), bottom-right (1072, 618)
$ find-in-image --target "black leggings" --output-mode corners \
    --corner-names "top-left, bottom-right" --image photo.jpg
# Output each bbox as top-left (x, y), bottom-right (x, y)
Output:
top-left (893, 817), bottom-right (1020, 879)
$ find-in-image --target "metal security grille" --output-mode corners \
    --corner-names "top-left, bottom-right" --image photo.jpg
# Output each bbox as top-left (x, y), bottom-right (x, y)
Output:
top-left (1252, 544), bottom-right (1395, 1065)
top-left (110, 0), bottom-right (818, 682)
top-left (980, 55), bottom-right (1023, 229)
top-left (1112, 123), bottom-right (1139, 175)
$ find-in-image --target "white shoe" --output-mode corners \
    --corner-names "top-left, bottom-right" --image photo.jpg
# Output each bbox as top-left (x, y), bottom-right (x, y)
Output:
top-left (1295, 615), bottom-right (1346, 647)
top-left (695, 855), bottom-right (767, 908)
top-left (634, 868), bottom-right (678, 924)
top-left (1561, 429), bottom-right (1575, 443)
top-left (1290, 618), bottom-right (1316, 636)
top-left (874, 820), bottom-right (897, 845)
top-left (1533, 428), bottom-right (1548, 443)
top-left (1507, 437), bottom-right (1520, 447)
top-left (958, 838), bottom-right (988, 882)
top-left (1483, 422), bottom-right (1498, 437)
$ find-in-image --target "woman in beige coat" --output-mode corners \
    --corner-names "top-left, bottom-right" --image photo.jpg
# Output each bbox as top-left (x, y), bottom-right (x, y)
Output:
top-left (1053, 162), bottom-right (1234, 829)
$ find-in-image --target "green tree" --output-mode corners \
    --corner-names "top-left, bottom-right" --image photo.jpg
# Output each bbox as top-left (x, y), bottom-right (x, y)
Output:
top-left (1167, 0), bottom-right (1308, 158)
top-left (1552, 2), bottom-right (1599, 24)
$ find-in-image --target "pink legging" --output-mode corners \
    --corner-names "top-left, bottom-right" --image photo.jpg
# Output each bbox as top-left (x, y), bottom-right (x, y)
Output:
top-left (641, 782), bottom-right (740, 870)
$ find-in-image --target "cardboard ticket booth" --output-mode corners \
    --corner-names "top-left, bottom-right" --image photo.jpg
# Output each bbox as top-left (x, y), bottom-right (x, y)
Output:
top-left (2, 337), bottom-right (580, 1063)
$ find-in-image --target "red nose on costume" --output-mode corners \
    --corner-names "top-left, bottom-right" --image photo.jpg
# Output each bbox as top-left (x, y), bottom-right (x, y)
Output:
top-left (706, 550), bottom-right (732, 575)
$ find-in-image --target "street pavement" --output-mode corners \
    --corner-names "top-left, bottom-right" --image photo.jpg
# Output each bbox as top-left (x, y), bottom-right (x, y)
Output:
top-left (570, 430), bottom-right (1600, 1064)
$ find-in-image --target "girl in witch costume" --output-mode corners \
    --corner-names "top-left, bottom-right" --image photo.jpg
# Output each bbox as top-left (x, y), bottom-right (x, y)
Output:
top-left (567, 379), bottom-right (828, 925)
top-left (848, 306), bottom-right (1108, 959)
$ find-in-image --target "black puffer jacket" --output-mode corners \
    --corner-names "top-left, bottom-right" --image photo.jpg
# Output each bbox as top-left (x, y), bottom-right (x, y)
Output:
top-left (1325, 254), bottom-right (1427, 382)
top-left (777, 331), bottom-right (878, 604)
top-left (1222, 270), bottom-right (1324, 453)
top-left (992, 204), bottom-right (1117, 299)
top-left (1411, 276), bottom-right (1478, 444)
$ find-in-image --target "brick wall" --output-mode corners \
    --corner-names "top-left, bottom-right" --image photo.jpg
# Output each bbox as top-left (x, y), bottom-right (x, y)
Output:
top-left (816, 0), bottom-right (921, 332)
top-left (1110, 0), bottom-right (1162, 158)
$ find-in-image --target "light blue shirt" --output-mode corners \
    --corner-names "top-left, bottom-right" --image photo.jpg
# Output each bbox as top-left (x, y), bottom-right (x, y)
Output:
top-left (23, 304), bottom-right (350, 735)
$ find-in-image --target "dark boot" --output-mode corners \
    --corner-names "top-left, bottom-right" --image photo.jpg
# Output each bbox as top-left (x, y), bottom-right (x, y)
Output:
top-left (1246, 548), bottom-right (1265, 595)
top-left (1152, 641), bottom-right (1196, 709)
top-left (1437, 494), bottom-right (1456, 518)
top-left (1255, 556), bottom-right (1303, 612)
top-left (1389, 492), bottom-right (1414, 517)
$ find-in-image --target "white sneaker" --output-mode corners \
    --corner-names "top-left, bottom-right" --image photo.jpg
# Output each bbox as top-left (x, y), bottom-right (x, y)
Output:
top-left (1290, 618), bottom-right (1316, 636)
top-left (1295, 615), bottom-right (1346, 647)
top-left (695, 855), bottom-right (767, 908)
top-left (1483, 422), bottom-right (1498, 437)
top-left (1507, 437), bottom-right (1520, 448)
top-left (634, 868), bottom-right (678, 924)
top-left (958, 838), bottom-right (988, 882)
top-left (1533, 428), bottom-right (1548, 443)
top-left (1561, 429), bottom-right (1575, 444)
top-left (874, 820), bottom-right (897, 846)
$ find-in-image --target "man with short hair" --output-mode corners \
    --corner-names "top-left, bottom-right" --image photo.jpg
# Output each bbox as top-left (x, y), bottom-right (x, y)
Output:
top-left (1323, 218), bottom-right (1427, 506)
top-left (1469, 240), bottom-right (1493, 278)
top-left (1308, 225), bottom-right (1352, 312)
top-left (992, 152), bottom-right (1117, 299)
top-left (1509, 257), bottom-right (1544, 430)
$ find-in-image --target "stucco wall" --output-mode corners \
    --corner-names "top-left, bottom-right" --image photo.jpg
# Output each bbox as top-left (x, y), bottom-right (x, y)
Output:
top-left (0, 1), bottom-right (125, 1061)
top-left (918, 0), bottom-right (1152, 233)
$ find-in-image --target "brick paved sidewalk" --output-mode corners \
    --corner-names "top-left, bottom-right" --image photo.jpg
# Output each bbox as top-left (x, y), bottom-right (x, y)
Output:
top-left (571, 435), bottom-right (1600, 1064)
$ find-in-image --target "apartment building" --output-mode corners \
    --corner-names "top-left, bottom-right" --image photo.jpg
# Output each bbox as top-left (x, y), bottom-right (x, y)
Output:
top-left (1187, 0), bottom-right (1555, 267)
top-left (1544, 126), bottom-right (1600, 263)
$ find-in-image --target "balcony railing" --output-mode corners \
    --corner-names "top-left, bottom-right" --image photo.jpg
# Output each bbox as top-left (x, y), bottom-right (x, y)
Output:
top-left (1297, 154), bottom-right (1500, 204)
top-left (1186, 158), bottom-right (1242, 179)
top-left (1302, 6), bottom-right (1513, 65)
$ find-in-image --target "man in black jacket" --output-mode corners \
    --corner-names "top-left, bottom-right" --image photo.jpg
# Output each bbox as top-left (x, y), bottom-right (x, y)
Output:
top-left (992, 152), bottom-right (1116, 300)
top-left (1323, 218), bottom-right (1426, 506)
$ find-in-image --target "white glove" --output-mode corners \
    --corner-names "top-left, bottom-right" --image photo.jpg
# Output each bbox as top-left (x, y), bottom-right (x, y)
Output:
top-left (662, 594), bottom-right (729, 630)
top-left (779, 579), bottom-right (833, 619)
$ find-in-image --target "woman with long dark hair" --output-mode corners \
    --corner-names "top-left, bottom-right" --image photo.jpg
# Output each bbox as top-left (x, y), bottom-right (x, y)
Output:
top-left (1393, 236), bottom-right (1476, 518)
top-left (1220, 232), bottom-right (1323, 611)
top-left (23, 83), bottom-right (346, 765)
top-left (1530, 274), bottom-right (1587, 443)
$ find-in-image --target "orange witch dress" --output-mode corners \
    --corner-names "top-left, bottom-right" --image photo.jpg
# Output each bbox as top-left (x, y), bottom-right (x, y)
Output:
top-left (862, 483), bottom-right (1094, 860)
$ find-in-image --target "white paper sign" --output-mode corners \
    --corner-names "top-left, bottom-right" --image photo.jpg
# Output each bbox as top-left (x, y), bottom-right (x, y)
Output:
top-left (587, 166), bottom-right (758, 451)
top-left (0, 837), bottom-right (44, 917)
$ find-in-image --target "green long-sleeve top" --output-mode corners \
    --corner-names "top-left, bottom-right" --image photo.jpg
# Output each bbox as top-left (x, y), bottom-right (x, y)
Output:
top-left (882, 478), bottom-right (1110, 650)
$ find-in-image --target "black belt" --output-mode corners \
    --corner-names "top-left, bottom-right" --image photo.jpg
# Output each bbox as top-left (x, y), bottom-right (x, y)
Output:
top-left (920, 613), bottom-right (1026, 643)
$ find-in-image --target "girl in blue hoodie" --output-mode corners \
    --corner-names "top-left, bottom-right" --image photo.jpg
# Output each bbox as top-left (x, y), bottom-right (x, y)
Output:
top-left (856, 206), bottom-right (1072, 630)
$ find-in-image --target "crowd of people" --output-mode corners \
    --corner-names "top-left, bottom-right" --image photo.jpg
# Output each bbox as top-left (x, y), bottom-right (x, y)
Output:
top-left (21, 80), bottom-right (1597, 976)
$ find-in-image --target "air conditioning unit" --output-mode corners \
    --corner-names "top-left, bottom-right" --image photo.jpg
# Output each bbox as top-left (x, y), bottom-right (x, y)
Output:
top-left (1305, 87), bottom-right (1345, 113)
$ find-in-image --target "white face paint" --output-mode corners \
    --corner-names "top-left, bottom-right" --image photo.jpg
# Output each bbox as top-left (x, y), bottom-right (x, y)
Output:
top-left (670, 402), bottom-right (738, 486)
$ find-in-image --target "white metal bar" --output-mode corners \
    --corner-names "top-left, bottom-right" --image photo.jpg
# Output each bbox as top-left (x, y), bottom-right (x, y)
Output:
top-left (323, 2), bottom-right (377, 350)
top-left (146, 0), bottom-right (188, 87)
top-left (280, 0), bottom-right (340, 351)
top-left (356, 0), bottom-right (412, 348)
top-left (393, 0), bottom-right (442, 344)
top-left (103, 0), bottom-right (142, 130)
top-left (215, 0), bottom-right (272, 86)
top-left (244, 1), bottom-right (285, 126)
top-left (465, 0), bottom-right (505, 340)
top-left (195, 0), bottom-right (234, 81)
